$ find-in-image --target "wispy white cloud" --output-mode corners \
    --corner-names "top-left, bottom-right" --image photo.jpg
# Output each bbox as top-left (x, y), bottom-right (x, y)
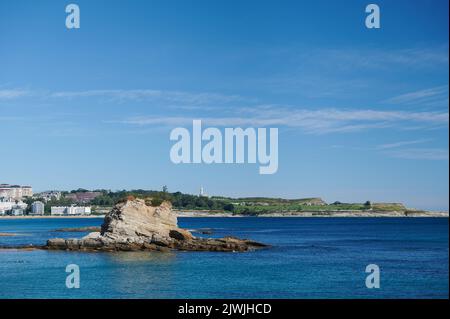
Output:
top-left (0, 89), bottom-right (29, 99)
top-left (376, 139), bottom-right (432, 150)
top-left (258, 45), bottom-right (449, 99)
top-left (327, 138), bottom-right (447, 161)
top-left (119, 107), bottom-right (449, 135)
top-left (50, 89), bottom-right (250, 105)
top-left (313, 46), bottom-right (449, 70)
top-left (385, 148), bottom-right (449, 161)
top-left (3, 86), bottom-right (449, 136)
top-left (384, 85), bottom-right (449, 106)
top-left (0, 88), bottom-right (252, 108)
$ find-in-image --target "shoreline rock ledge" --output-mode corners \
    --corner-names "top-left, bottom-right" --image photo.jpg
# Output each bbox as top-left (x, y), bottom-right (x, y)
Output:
top-left (47, 199), bottom-right (267, 252)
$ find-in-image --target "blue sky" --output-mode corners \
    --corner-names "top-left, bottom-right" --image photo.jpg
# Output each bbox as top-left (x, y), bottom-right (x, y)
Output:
top-left (0, 0), bottom-right (448, 210)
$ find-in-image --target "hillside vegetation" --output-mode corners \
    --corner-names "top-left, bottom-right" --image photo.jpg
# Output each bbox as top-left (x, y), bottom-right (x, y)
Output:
top-left (32, 188), bottom-right (409, 216)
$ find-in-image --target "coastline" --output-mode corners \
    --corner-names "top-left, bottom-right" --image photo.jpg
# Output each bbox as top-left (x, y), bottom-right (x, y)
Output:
top-left (176, 210), bottom-right (449, 217)
top-left (0, 211), bottom-right (448, 219)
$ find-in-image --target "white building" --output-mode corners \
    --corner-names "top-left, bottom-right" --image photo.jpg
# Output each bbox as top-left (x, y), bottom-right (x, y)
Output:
top-left (51, 206), bottom-right (91, 216)
top-left (67, 206), bottom-right (91, 215)
top-left (0, 198), bottom-right (27, 216)
top-left (199, 186), bottom-right (208, 197)
top-left (31, 201), bottom-right (45, 215)
top-left (0, 184), bottom-right (33, 200)
top-left (0, 198), bottom-right (13, 215)
top-left (10, 208), bottom-right (24, 216)
top-left (50, 206), bottom-right (66, 215)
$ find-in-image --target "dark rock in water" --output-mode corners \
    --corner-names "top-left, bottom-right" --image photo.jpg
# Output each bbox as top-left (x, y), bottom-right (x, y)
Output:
top-left (54, 226), bottom-right (101, 232)
top-left (169, 229), bottom-right (192, 241)
top-left (46, 199), bottom-right (267, 252)
top-left (46, 235), bottom-right (265, 252)
top-left (0, 244), bottom-right (44, 251)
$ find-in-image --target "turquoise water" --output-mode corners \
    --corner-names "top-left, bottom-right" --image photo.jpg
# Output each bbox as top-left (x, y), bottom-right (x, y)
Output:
top-left (0, 217), bottom-right (448, 298)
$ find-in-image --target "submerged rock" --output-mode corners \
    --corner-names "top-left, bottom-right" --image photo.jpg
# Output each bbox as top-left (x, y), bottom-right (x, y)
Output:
top-left (47, 199), bottom-right (267, 252)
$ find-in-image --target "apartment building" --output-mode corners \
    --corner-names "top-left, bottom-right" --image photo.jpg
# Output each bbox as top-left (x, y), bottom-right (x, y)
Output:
top-left (0, 184), bottom-right (33, 200)
top-left (51, 205), bottom-right (91, 216)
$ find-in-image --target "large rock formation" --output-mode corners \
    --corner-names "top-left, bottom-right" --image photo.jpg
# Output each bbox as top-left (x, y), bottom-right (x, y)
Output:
top-left (100, 199), bottom-right (192, 241)
top-left (47, 199), bottom-right (267, 252)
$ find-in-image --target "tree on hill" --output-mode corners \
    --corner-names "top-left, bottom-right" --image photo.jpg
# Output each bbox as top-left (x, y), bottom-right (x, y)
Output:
top-left (223, 203), bottom-right (235, 212)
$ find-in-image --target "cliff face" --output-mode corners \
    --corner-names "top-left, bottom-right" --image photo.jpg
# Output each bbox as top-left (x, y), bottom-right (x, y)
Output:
top-left (47, 199), bottom-right (266, 252)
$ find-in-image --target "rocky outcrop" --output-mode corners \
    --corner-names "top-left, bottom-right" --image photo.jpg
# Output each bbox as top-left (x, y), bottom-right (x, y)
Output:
top-left (47, 199), bottom-right (267, 252)
top-left (99, 200), bottom-right (190, 240)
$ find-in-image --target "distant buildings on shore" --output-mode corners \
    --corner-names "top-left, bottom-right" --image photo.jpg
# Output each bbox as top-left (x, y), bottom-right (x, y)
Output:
top-left (0, 184), bottom-right (33, 200)
top-left (50, 206), bottom-right (91, 216)
top-left (0, 200), bottom-right (92, 216)
top-left (31, 201), bottom-right (45, 215)
top-left (0, 197), bottom-right (28, 216)
top-left (0, 183), bottom-right (94, 216)
top-left (0, 183), bottom-right (32, 216)
top-left (35, 191), bottom-right (62, 202)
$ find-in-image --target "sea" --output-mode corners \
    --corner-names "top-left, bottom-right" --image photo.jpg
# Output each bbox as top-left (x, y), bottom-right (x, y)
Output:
top-left (0, 217), bottom-right (448, 299)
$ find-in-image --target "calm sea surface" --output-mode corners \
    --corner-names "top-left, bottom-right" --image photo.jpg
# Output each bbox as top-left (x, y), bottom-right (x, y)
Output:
top-left (0, 217), bottom-right (448, 298)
